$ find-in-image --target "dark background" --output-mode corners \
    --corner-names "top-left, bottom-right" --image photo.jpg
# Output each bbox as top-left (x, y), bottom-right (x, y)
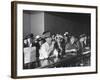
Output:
top-left (44, 12), bottom-right (91, 36)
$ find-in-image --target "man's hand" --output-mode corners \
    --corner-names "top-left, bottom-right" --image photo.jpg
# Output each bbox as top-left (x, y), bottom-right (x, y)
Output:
top-left (71, 49), bottom-right (77, 52)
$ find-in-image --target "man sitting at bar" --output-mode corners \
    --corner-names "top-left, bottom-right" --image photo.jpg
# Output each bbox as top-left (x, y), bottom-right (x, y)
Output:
top-left (65, 35), bottom-right (80, 55)
top-left (39, 31), bottom-right (55, 60)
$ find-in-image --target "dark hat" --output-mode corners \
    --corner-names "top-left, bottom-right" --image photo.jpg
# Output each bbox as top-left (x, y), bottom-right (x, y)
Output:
top-left (42, 31), bottom-right (51, 39)
top-left (80, 34), bottom-right (86, 38)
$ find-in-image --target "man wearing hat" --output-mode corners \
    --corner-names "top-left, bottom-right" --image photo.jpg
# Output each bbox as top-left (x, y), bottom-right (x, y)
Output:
top-left (39, 31), bottom-right (55, 60)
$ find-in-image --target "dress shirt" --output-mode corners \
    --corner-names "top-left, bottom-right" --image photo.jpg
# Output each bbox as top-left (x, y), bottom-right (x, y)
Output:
top-left (39, 42), bottom-right (54, 59)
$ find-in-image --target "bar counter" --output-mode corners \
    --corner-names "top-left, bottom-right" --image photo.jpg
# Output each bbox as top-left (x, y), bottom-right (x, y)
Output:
top-left (23, 49), bottom-right (90, 69)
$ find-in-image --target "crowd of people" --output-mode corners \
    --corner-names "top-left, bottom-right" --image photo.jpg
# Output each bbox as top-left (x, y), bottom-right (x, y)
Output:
top-left (23, 31), bottom-right (91, 61)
